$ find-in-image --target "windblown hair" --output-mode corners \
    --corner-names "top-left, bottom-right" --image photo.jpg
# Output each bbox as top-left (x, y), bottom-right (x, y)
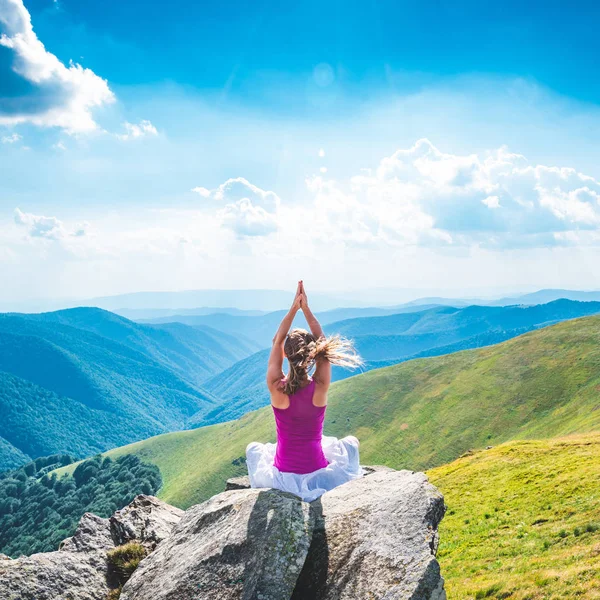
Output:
top-left (282, 328), bottom-right (363, 396)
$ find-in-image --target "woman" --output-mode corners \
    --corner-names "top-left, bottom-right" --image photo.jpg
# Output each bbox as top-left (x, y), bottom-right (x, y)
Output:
top-left (246, 281), bottom-right (364, 502)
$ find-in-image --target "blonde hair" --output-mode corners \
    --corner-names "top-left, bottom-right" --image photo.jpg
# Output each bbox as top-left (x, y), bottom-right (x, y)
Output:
top-left (282, 328), bottom-right (363, 396)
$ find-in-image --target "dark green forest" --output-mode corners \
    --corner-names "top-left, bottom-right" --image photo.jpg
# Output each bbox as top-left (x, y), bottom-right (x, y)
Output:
top-left (0, 453), bottom-right (161, 558)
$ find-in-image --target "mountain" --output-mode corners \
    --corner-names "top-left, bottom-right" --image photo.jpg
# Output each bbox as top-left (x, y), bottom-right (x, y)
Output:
top-left (115, 307), bottom-right (267, 320)
top-left (491, 288), bottom-right (600, 306)
top-left (196, 300), bottom-right (600, 424)
top-left (58, 314), bottom-right (600, 509)
top-left (85, 289), bottom-right (357, 312)
top-left (0, 308), bottom-right (260, 470)
top-left (138, 305), bottom-right (438, 348)
top-left (16, 307), bottom-right (259, 385)
top-left (141, 298), bottom-right (600, 354)
top-left (428, 432), bottom-right (600, 599)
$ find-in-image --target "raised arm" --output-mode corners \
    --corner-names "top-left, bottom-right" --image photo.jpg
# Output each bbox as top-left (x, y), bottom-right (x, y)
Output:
top-left (300, 282), bottom-right (324, 340)
top-left (299, 283), bottom-right (331, 391)
top-left (266, 282), bottom-right (302, 392)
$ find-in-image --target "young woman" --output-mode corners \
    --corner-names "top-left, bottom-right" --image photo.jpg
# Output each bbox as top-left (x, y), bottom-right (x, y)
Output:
top-left (246, 281), bottom-right (364, 502)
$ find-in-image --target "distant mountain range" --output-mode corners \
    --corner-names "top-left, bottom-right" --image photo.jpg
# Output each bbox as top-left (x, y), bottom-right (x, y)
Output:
top-left (3, 296), bottom-right (600, 471)
top-left (198, 299), bottom-right (600, 424)
top-left (138, 305), bottom-right (441, 347)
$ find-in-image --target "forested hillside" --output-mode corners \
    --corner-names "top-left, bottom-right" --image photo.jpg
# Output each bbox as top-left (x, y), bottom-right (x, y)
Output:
top-left (0, 308), bottom-right (260, 470)
top-left (0, 453), bottom-right (161, 557)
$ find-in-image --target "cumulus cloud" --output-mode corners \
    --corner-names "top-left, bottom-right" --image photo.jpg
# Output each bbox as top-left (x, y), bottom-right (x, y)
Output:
top-left (0, 0), bottom-right (114, 132)
top-left (14, 207), bottom-right (87, 240)
top-left (189, 141), bottom-right (600, 250)
top-left (192, 177), bottom-right (281, 237)
top-left (1, 132), bottom-right (21, 143)
top-left (116, 120), bottom-right (158, 141)
top-left (304, 139), bottom-right (600, 249)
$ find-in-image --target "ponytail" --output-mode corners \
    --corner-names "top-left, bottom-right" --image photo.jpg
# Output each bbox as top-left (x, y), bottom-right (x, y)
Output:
top-left (282, 329), bottom-right (363, 396)
top-left (309, 334), bottom-right (363, 369)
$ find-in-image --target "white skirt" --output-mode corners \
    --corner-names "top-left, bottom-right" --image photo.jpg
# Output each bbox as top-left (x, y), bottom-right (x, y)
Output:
top-left (245, 435), bottom-right (364, 502)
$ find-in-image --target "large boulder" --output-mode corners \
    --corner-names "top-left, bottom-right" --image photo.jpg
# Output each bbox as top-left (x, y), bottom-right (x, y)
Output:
top-left (293, 469), bottom-right (446, 599)
top-left (0, 495), bottom-right (183, 600)
top-left (120, 488), bottom-right (315, 600)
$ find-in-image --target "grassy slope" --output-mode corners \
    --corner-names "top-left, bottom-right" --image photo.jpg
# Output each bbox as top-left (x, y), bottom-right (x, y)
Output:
top-left (56, 315), bottom-right (600, 510)
top-left (428, 433), bottom-right (600, 599)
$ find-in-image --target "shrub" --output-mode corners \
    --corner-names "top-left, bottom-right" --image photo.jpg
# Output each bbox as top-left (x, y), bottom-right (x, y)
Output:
top-left (107, 542), bottom-right (147, 586)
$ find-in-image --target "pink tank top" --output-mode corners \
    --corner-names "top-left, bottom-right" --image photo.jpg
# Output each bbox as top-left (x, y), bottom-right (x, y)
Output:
top-left (272, 379), bottom-right (329, 474)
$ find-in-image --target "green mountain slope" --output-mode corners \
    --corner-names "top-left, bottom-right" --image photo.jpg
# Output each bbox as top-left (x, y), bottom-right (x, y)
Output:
top-left (0, 308), bottom-right (264, 469)
top-left (200, 299), bottom-right (600, 425)
top-left (0, 371), bottom-right (156, 470)
top-left (428, 433), bottom-right (600, 599)
top-left (21, 307), bottom-right (260, 384)
top-left (58, 315), bottom-right (600, 509)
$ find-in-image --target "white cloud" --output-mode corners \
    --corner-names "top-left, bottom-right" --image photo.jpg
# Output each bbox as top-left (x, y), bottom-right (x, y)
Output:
top-left (14, 207), bottom-right (87, 240)
top-left (318, 148), bottom-right (325, 157)
top-left (116, 120), bottom-right (158, 141)
top-left (298, 139), bottom-right (600, 249)
top-left (189, 142), bottom-right (600, 249)
top-left (193, 177), bottom-right (281, 238)
top-left (191, 186), bottom-right (211, 198)
top-left (482, 195), bottom-right (500, 209)
top-left (0, 0), bottom-right (114, 133)
top-left (1, 132), bottom-right (21, 143)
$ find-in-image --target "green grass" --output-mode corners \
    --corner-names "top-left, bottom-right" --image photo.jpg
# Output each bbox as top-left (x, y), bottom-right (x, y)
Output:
top-left (428, 432), bottom-right (600, 599)
top-left (55, 315), bottom-right (600, 509)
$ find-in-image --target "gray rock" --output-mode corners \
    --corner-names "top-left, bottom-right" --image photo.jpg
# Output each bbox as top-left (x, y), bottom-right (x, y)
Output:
top-left (0, 495), bottom-right (184, 600)
top-left (226, 475), bottom-right (252, 490)
top-left (361, 464), bottom-right (397, 476)
top-left (0, 472), bottom-right (445, 600)
top-left (0, 550), bottom-right (111, 600)
top-left (59, 512), bottom-right (114, 554)
top-left (292, 469), bottom-right (446, 600)
top-left (120, 488), bottom-right (315, 600)
top-left (110, 494), bottom-right (184, 550)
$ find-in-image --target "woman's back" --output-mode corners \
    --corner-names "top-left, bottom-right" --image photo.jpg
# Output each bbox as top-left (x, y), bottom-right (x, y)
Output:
top-left (272, 379), bottom-right (329, 474)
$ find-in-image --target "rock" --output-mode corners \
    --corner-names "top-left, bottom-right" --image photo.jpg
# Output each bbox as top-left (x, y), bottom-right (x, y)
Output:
top-left (361, 464), bottom-right (397, 476)
top-left (59, 513), bottom-right (114, 554)
top-left (120, 488), bottom-right (315, 600)
top-left (0, 472), bottom-right (446, 600)
top-left (292, 469), bottom-right (446, 600)
top-left (110, 494), bottom-right (184, 550)
top-left (225, 475), bottom-right (251, 490)
top-left (0, 495), bottom-right (183, 600)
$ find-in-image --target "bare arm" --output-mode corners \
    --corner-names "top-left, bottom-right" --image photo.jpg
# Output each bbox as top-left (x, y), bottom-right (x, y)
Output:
top-left (299, 283), bottom-right (331, 392)
top-left (301, 301), bottom-right (324, 339)
top-left (266, 282), bottom-right (302, 393)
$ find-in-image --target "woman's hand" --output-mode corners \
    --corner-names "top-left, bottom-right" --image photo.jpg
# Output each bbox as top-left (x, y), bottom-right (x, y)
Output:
top-left (299, 280), bottom-right (308, 310)
top-left (291, 280), bottom-right (303, 312)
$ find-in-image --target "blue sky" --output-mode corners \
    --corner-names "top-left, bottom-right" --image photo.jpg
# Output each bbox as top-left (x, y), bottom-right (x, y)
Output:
top-left (1, 0), bottom-right (600, 307)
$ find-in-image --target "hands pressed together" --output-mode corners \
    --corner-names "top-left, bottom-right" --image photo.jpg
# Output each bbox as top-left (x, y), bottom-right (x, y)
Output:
top-left (292, 280), bottom-right (308, 312)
